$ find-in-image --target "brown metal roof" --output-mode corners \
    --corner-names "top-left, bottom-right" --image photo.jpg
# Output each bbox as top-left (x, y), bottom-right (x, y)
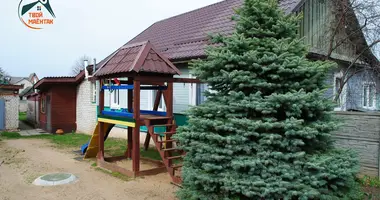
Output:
top-left (35, 71), bottom-right (85, 89)
top-left (0, 84), bottom-right (24, 90)
top-left (125, 0), bottom-right (301, 61)
top-left (94, 41), bottom-right (181, 77)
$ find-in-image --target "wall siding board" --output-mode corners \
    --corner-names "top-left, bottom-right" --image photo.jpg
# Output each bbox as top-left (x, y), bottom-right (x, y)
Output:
top-left (174, 67), bottom-right (190, 113)
top-left (40, 86), bottom-right (76, 133)
top-left (333, 112), bottom-right (380, 177)
top-left (50, 86), bottom-right (76, 133)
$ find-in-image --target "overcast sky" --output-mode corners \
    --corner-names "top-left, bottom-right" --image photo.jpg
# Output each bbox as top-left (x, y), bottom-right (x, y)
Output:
top-left (0, 0), bottom-right (221, 78)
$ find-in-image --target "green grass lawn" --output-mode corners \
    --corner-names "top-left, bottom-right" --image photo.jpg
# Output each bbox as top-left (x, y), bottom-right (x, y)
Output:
top-left (19, 112), bottom-right (27, 122)
top-left (0, 132), bottom-right (161, 160)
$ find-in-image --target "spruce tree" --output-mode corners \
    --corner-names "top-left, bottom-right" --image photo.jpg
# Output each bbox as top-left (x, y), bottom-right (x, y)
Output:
top-left (175, 0), bottom-right (360, 199)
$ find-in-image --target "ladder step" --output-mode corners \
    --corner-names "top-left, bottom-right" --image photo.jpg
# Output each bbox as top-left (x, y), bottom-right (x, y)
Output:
top-left (154, 131), bottom-right (176, 135)
top-left (167, 155), bottom-right (183, 160)
top-left (164, 131), bottom-right (176, 135)
top-left (170, 164), bottom-right (183, 169)
top-left (158, 140), bottom-right (176, 143)
top-left (163, 148), bottom-right (181, 152)
top-left (153, 124), bottom-right (176, 127)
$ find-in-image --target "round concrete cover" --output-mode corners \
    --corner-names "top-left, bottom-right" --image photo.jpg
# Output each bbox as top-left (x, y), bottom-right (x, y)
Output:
top-left (33, 173), bottom-right (78, 186)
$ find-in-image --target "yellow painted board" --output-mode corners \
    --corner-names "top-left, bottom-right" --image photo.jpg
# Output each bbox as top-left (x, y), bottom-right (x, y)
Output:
top-left (84, 122), bottom-right (113, 159)
top-left (98, 118), bottom-right (136, 127)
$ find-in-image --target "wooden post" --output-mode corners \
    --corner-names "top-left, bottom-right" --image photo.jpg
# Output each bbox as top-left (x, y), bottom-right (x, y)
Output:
top-left (97, 79), bottom-right (105, 160)
top-left (126, 79), bottom-right (133, 159)
top-left (132, 79), bottom-right (141, 174)
top-left (166, 82), bottom-right (174, 165)
top-left (98, 79), bottom-right (104, 116)
top-left (144, 89), bottom-right (162, 150)
top-left (166, 82), bottom-right (173, 119)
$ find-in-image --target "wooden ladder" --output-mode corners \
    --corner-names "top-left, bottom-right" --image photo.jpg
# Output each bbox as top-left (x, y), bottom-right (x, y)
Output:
top-left (147, 122), bottom-right (184, 185)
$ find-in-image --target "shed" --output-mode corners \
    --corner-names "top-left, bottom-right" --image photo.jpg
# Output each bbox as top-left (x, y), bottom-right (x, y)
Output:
top-left (34, 72), bottom-right (84, 133)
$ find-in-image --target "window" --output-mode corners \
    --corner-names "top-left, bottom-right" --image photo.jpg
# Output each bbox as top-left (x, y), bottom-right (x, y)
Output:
top-left (110, 90), bottom-right (120, 109)
top-left (41, 96), bottom-right (46, 113)
top-left (91, 82), bottom-right (96, 103)
top-left (363, 83), bottom-right (376, 109)
top-left (152, 90), bottom-right (165, 111)
top-left (196, 84), bottom-right (208, 106)
top-left (334, 77), bottom-right (342, 106)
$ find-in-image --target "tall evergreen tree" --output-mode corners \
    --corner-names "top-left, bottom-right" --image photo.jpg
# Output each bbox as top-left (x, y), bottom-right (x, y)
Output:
top-left (175, 0), bottom-right (360, 199)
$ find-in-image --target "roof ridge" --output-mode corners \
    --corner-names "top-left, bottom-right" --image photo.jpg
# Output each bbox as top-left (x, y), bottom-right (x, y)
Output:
top-left (154, 0), bottom-right (228, 24)
top-left (125, 0), bottom-right (228, 45)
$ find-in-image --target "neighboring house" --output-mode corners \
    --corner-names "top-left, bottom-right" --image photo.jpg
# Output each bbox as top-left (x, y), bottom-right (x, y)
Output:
top-left (34, 73), bottom-right (84, 133)
top-left (10, 73), bottom-right (39, 112)
top-left (10, 73), bottom-right (39, 99)
top-left (94, 0), bottom-right (377, 114)
top-left (0, 84), bottom-right (24, 130)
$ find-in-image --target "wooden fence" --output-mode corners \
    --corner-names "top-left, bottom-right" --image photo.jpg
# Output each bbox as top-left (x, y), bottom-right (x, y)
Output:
top-left (333, 111), bottom-right (380, 178)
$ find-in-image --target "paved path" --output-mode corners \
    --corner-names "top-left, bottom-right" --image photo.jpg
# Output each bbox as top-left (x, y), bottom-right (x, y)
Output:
top-left (18, 121), bottom-right (49, 136)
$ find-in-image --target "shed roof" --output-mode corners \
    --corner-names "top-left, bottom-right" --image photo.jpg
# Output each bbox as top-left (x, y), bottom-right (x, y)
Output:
top-left (94, 41), bottom-right (181, 77)
top-left (34, 71), bottom-right (85, 90)
top-left (125, 0), bottom-right (301, 61)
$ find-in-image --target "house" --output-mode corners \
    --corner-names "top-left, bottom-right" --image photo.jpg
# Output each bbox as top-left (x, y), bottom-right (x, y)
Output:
top-left (0, 84), bottom-right (24, 130)
top-left (10, 73), bottom-right (39, 99)
top-left (9, 73), bottom-right (39, 112)
top-left (34, 72), bottom-right (84, 133)
top-left (92, 0), bottom-right (377, 116)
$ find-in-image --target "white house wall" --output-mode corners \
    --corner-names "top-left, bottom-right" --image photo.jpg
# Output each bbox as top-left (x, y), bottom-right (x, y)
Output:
top-left (76, 80), bottom-right (97, 135)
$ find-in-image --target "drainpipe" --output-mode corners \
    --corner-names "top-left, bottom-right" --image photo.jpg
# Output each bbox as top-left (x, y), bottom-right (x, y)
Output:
top-left (93, 58), bottom-right (96, 75)
top-left (33, 76), bottom-right (37, 127)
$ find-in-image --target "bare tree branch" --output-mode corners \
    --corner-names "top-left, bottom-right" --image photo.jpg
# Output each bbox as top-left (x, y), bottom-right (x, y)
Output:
top-left (71, 55), bottom-right (92, 76)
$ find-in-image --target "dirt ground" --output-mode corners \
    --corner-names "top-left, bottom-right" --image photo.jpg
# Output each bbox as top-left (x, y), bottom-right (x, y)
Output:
top-left (0, 139), bottom-right (177, 200)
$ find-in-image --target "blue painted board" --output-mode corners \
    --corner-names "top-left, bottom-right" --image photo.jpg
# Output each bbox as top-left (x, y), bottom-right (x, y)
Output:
top-left (102, 85), bottom-right (167, 91)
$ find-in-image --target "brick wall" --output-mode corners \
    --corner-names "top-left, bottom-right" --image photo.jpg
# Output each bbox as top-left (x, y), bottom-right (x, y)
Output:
top-left (76, 80), bottom-right (97, 135)
top-left (333, 111), bottom-right (380, 178)
top-left (0, 95), bottom-right (19, 130)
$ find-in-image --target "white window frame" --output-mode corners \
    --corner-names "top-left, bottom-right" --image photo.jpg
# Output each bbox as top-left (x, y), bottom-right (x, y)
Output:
top-left (333, 71), bottom-right (347, 111)
top-left (189, 74), bottom-right (209, 106)
top-left (362, 82), bottom-right (376, 110)
top-left (110, 90), bottom-right (120, 110)
top-left (189, 74), bottom-right (197, 106)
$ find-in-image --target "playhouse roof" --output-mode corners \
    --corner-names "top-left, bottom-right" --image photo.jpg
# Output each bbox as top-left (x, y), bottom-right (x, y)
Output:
top-left (125, 0), bottom-right (301, 61)
top-left (94, 41), bottom-right (181, 77)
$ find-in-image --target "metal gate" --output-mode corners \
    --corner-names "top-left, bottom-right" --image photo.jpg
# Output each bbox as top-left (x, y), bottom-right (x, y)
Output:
top-left (0, 99), bottom-right (5, 130)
